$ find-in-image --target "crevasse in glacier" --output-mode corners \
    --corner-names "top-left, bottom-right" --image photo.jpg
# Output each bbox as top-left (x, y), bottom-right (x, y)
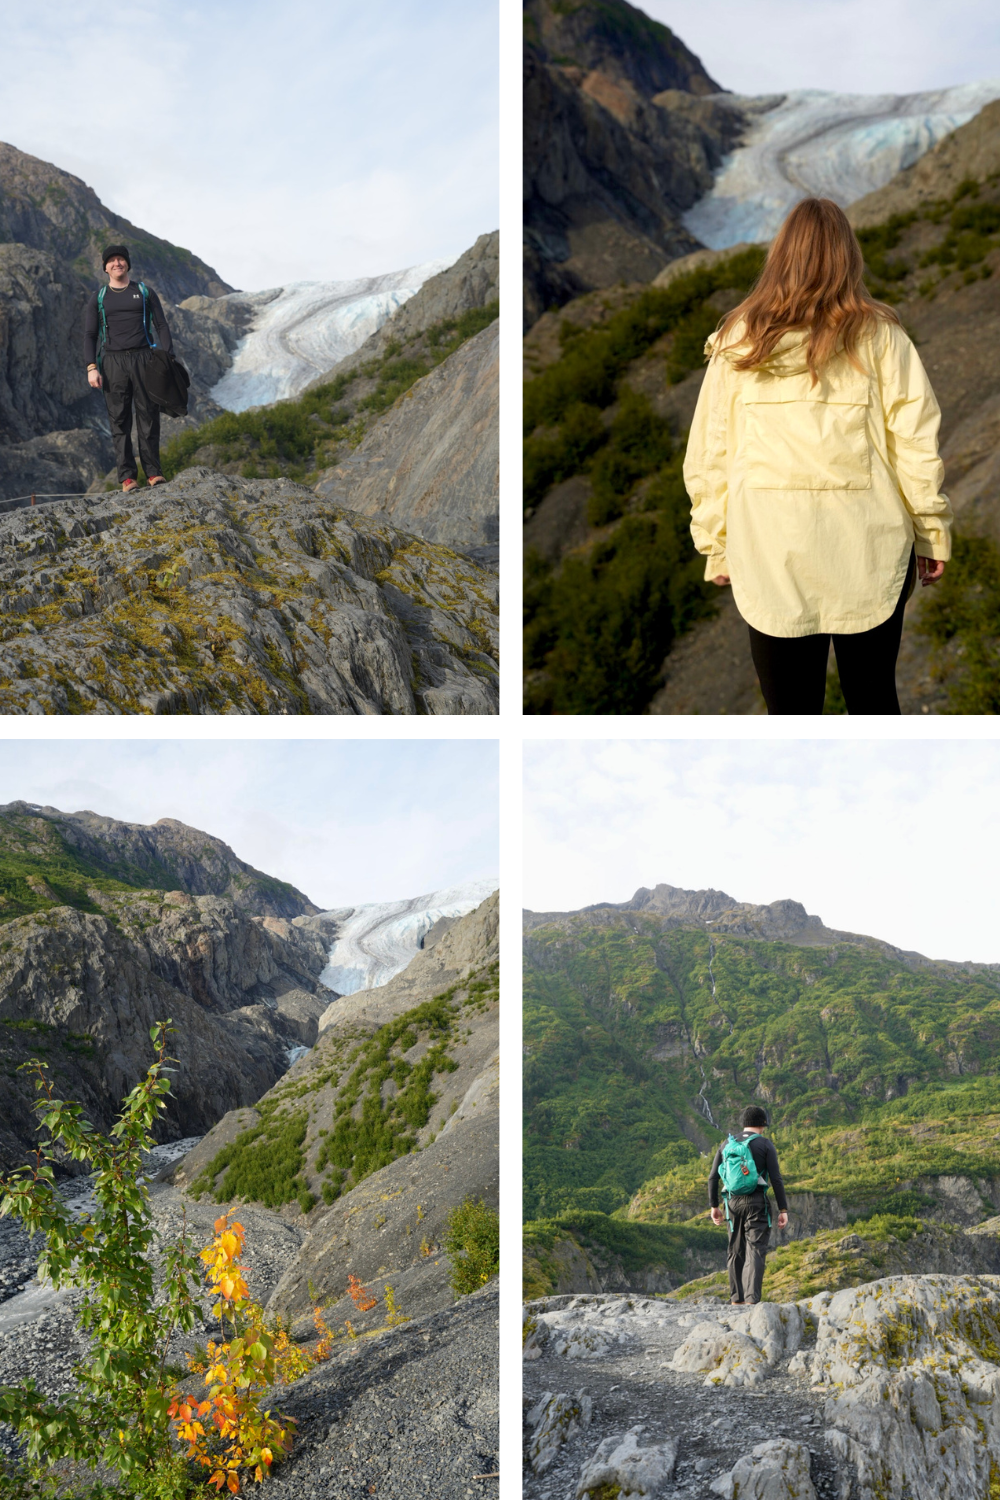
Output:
top-left (683, 80), bottom-right (1000, 249)
top-left (319, 878), bottom-right (498, 998)
top-left (209, 259), bottom-right (453, 411)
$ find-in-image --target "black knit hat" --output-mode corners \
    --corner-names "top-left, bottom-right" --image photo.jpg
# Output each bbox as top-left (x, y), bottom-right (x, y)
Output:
top-left (102, 243), bottom-right (131, 270)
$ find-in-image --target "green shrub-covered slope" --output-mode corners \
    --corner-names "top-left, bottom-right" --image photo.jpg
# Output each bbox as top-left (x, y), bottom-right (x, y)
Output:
top-left (523, 170), bottom-right (1000, 715)
top-left (143, 302), bottom-right (499, 489)
top-left (0, 807), bottom-right (160, 922)
top-left (524, 912), bottom-right (1000, 1220)
top-left (190, 961), bottom-right (499, 1215)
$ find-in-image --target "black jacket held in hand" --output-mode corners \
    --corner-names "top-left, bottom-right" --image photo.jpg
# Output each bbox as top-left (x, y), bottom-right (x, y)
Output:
top-left (708, 1130), bottom-right (789, 1211)
top-left (143, 350), bottom-right (191, 418)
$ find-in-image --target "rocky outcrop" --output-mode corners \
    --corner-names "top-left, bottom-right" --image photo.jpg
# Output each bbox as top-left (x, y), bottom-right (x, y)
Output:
top-left (523, 0), bottom-right (745, 326)
top-left (176, 893), bottom-right (499, 1333)
top-left (0, 886), bottom-right (335, 1171)
top-left (307, 232), bottom-right (499, 387)
top-left (523, 1281), bottom-right (1000, 1500)
top-left (313, 321), bottom-right (498, 555)
top-left (0, 801), bottom-right (318, 917)
top-left (0, 468), bottom-right (498, 714)
top-left (0, 142), bottom-right (232, 301)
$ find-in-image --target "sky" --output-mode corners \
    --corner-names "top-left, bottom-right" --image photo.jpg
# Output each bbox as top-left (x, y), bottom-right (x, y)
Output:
top-left (524, 740), bottom-right (1000, 964)
top-left (0, 740), bottom-right (498, 911)
top-left (0, 0), bottom-right (498, 291)
top-left (652, 0), bottom-right (1000, 95)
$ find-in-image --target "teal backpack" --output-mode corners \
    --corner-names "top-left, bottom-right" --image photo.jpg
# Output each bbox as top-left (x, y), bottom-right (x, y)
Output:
top-left (719, 1133), bottom-right (769, 1226)
top-left (96, 281), bottom-right (157, 371)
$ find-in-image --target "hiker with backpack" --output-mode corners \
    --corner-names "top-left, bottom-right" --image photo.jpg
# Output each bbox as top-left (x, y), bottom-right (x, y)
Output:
top-left (684, 197), bottom-right (952, 715)
top-left (83, 245), bottom-right (171, 493)
top-left (708, 1106), bottom-right (789, 1305)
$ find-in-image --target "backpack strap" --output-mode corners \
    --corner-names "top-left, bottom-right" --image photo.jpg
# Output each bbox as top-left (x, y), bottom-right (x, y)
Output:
top-left (138, 282), bottom-right (157, 349)
top-left (96, 285), bottom-right (107, 372)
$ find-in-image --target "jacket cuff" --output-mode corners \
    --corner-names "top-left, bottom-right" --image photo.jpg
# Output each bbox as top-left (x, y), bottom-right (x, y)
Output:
top-left (914, 539), bottom-right (951, 562)
top-left (704, 554), bottom-right (728, 581)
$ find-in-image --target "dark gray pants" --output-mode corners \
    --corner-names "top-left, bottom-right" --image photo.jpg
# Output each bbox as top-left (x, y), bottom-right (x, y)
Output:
top-left (101, 347), bottom-right (162, 484)
top-left (727, 1189), bottom-right (770, 1304)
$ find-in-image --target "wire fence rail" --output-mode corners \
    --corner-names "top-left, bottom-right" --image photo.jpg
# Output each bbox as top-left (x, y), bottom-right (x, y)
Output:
top-left (0, 491), bottom-right (106, 515)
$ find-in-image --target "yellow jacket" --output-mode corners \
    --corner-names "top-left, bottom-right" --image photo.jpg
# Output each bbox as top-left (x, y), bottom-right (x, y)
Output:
top-left (683, 319), bottom-right (953, 636)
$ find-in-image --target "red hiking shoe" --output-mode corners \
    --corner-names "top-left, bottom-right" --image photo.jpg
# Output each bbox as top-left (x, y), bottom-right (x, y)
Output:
top-left (122, 478), bottom-right (139, 493)
top-left (147, 475), bottom-right (167, 487)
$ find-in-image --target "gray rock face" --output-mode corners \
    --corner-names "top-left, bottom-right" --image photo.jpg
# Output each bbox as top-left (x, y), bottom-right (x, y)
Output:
top-left (308, 232), bottom-right (499, 388)
top-left (710, 1439), bottom-right (816, 1500)
top-left (0, 428), bottom-right (113, 503)
top-left (577, 1427), bottom-right (678, 1497)
top-left (527, 1391), bottom-right (594, 1474)
top-left (0, 801), bottom-right (318, 916)
top-left (523, 2), bottom-right (746, 326)
top-left (0, 468), bottom-right (498, 714)
top-left (0, 244), bottom-right (100, 445)
top-left (0, 887), bottom-right (333, 1170)
top-left (314, 321), bottom-right (497, 553)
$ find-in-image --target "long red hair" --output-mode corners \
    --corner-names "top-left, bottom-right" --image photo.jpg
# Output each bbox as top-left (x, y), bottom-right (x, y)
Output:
top-left (715, 197), bottom-right (899, 383)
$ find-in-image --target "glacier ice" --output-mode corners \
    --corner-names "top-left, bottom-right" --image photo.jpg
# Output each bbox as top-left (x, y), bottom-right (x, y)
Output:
top-left (319, 877), bottom-right (497, 998)
top-left (209, 259), bottom-right (452, 412)
top-left (683, 81), bottom-right (1000, 249)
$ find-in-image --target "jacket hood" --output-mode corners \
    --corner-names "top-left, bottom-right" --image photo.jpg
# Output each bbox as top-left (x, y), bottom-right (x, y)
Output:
top-left (707, 325), bottom-right (812, 376)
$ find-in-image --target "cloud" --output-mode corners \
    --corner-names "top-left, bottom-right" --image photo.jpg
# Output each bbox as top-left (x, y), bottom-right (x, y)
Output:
top-left (524, 740), bottom-right (1000, 962)
top-left (0, 0), bottom-right (498, 288)
top-left (648, 0), bottom-right (1000, 95)
top-left (0, 740), bottom-right (498, 911)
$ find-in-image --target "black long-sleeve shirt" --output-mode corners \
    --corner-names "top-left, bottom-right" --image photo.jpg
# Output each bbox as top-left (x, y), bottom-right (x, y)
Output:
top-left (83, 281), bottom-right (172, 365)
top-left (708, 1130), bottom-right (788, 1211)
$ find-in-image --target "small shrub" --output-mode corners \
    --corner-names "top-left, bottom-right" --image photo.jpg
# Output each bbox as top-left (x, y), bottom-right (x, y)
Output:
top-left (445, 1197), bottom-right (499, 1296)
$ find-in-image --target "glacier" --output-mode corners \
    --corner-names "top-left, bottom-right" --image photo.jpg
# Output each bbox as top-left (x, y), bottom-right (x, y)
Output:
top-left (209, 259), bottom-right (452, 412)
top-left (683, 80), bottom-right (1000, 249)
top-left (318, 877), bottom-right (498, 997)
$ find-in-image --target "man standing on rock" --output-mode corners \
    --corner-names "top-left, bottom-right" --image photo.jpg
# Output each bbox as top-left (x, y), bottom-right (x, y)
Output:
top-left (84, 245), bottom-right (171, 493)
top-left (709, 1106), bottom-right (789, 1305)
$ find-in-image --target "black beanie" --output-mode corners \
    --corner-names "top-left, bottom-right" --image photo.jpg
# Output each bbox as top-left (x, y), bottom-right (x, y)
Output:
top-left (102, 244), bottom-right (131, 270)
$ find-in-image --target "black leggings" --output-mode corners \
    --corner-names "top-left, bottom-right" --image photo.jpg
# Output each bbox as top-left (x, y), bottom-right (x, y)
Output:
top-left (748, 551), bottom-right (915, 715)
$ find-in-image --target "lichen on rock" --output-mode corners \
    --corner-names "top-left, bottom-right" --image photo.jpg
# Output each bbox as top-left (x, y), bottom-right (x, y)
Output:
top-left (0, 468), bottom-right (498, 714)
top-left (709, 1438), bottom-right (817, 1500)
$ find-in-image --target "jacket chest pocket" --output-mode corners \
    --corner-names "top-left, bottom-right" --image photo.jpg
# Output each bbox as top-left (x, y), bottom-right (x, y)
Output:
top-left (742, 377), bottom-right (871, 491)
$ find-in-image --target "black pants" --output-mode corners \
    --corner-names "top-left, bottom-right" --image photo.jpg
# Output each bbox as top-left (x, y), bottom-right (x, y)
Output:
top-left (748, 550), bottom-right (916, 715)
top-left (101, 348), bottom-right (162, 484)
top-left (727, 1189), bottom-right (770, 1304)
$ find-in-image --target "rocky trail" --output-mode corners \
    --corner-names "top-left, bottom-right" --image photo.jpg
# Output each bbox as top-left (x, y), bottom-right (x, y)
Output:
top-left (524, 1278), bottom-right (1000, 1500)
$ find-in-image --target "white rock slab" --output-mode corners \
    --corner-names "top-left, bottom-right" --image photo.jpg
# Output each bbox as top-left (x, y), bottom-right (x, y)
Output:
top-left (577, 1427), bottom-right (678, 1498)
top-left (527, 1390), bottom-right (593, 1474)
top-left (709, 1438), bottom-right (816, 1500)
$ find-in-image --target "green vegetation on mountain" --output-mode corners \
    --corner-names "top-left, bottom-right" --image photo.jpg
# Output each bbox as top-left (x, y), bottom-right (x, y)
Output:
top-left (916, 533), bottom-right (1000, 712)
top-left (191, 964), bottom-right (499, 1214)
top-left (523, 249), bottom-right (765, 713)
top-left (523, 1209), bottom-right (726, 1299)
top-left (154, 301), bottom-right (499, 487)
top-left (855, 174), bottom-right (1000, 301)
top-left (523, 913), bottom-right (1000, 1223)
top-left (0, 809), bottom-right (150, 922)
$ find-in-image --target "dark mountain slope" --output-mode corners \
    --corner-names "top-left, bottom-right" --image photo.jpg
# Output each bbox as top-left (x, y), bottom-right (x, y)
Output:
top-left (523, 0), bottom-right (744, 327)
top-left (0, 800), bottom-right (317, 917)
top-left (0, 142), bottom-right (232, 301)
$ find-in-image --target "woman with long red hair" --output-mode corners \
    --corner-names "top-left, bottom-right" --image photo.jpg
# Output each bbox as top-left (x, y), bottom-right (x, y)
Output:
top-left (684, 197), bottom-right (952, 715)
